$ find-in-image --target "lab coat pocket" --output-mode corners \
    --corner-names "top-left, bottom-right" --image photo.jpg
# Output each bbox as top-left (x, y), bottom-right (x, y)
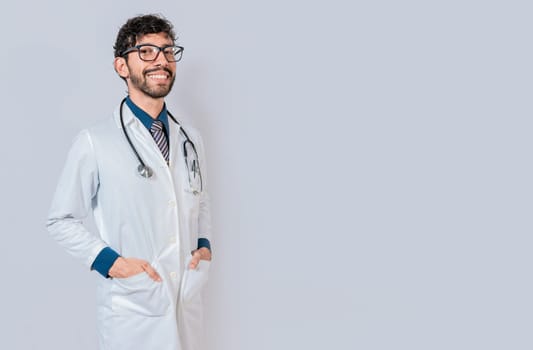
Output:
top-left (111, 269), bottom-right (171, 316)
top-left (180, 259), bottom-right (210, 304)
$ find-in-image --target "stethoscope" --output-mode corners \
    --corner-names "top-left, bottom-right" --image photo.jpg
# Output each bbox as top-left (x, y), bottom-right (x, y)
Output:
top-left (119, 97), bottom-right (203, 194)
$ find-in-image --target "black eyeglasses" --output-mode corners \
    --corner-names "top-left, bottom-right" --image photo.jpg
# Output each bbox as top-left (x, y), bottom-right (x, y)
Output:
top-left (121, 44), bottom-right (184, 62)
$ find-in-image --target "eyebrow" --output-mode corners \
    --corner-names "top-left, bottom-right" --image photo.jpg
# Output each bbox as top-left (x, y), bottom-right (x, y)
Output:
top-left (135, 41), bottom-right (174, 47)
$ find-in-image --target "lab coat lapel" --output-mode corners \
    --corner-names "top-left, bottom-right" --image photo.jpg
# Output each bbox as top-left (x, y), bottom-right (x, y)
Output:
top-left (114, 103), bottom-right (169, 167)
top-left (167, 117), bottom-right (182, 169)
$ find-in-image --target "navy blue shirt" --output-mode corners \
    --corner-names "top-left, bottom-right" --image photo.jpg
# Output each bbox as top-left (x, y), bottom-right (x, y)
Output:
top-left (125, 96), bottom-right (170, 138)
top-left (91, 97), bottom-right (211, 278)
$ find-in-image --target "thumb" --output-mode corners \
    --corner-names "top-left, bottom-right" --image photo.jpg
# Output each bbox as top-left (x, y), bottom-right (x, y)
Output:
top-left (189, 251), bottom-right (201, 269)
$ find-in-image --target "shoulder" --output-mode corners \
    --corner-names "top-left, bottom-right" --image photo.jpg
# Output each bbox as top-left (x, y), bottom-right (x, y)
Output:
top-left (180, 123), bottom-right (201, 138)
top-left (76, 115), bottom-right (121, 147)
top-left (85, 116), bottom-right (117, 135)
top-left (66, 115), bottom-right (118, 157)
top-left (173, 120), bottom-right (204, 143)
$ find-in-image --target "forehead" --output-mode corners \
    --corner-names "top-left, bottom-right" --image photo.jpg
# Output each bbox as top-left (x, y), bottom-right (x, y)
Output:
top-left (135, 32), bottom-right (173, 46)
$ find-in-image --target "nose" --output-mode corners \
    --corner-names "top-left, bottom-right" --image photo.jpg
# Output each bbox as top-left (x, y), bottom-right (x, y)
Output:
top-left (153, 49), bottom-right (170, 66)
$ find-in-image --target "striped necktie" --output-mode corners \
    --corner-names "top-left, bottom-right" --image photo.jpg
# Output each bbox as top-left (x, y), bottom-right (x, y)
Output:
top-left (150, 120), bottom-right (169, 163)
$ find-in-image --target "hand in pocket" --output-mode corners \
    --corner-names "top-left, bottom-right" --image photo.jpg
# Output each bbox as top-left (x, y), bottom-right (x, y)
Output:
top-left (181, 258), bottom-right (210, 303)
top-left (109, 257), bottom-right (162, 282)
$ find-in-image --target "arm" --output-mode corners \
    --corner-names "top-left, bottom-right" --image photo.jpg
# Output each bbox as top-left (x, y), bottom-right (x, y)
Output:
top-left (47, 130), bottom-right (161, 281)
top-left (46, 130), bottom-right (109, 268)
top-left (189, 130), bottom-right (213, 269)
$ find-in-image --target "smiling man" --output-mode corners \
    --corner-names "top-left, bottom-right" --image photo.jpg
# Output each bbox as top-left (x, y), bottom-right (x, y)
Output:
top-left (47, 14), bottom-right (212, 350)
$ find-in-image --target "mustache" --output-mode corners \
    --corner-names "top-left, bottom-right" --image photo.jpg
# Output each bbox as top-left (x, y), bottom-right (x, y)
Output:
top-left (144, 67), bottom-right (173, 76)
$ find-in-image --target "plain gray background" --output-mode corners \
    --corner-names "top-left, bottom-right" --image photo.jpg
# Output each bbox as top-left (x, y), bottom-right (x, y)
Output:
top-left (1, 0), bottom-right (532, 349)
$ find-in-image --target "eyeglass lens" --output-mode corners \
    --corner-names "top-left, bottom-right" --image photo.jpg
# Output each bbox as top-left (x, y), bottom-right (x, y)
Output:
top-left (138, 45), bottom-right (182, 62)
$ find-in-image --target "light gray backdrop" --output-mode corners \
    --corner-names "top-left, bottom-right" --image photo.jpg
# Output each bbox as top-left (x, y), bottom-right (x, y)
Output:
top-left (0, 1), bottom-right (531, 349)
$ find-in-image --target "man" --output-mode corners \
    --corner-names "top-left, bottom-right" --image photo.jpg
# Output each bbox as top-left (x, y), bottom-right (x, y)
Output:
top-left (47, 14), bottom-right (212, 350)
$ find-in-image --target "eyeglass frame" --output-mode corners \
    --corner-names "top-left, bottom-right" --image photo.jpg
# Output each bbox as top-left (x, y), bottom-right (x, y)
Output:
top-left (121, 44), bottom-right (184, 62)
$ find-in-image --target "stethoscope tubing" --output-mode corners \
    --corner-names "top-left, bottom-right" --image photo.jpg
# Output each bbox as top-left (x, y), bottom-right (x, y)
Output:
top-left (119, 97), bottom-right (203, 192)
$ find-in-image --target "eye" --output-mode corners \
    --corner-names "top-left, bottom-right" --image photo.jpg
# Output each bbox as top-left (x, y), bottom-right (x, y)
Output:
top-left (139, 47), bottom-right (153, 55)
top-left (161, 47), bottom-right (175, 55)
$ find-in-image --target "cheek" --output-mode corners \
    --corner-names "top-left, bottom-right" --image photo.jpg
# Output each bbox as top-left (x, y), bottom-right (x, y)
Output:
top-left (168, 64), bottom-right (177, 75)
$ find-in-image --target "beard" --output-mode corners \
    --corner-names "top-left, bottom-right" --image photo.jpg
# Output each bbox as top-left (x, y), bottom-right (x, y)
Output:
top-left (129, 66), bottom-right (176, 98)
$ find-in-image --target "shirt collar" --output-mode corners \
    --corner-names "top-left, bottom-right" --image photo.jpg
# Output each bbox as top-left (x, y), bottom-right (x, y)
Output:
top-left (125, 96), bottom-right (169, 134)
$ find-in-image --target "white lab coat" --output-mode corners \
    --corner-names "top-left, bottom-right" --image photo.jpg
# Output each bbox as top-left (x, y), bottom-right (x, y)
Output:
top-left (47, 103), bottom-right (212, 350)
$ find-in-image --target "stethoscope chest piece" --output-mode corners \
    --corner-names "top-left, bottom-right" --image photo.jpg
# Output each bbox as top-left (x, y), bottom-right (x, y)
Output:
top-left (137, 164), bottom-right (153, 178)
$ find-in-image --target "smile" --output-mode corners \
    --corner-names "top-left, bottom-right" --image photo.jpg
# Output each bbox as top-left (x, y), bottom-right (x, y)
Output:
top-left (147, 74), bottom-right (169, 80)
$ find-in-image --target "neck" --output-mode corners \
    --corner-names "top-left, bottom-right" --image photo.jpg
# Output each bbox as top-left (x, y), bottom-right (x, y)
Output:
top-left (128, 91), bottom-right (165, 119)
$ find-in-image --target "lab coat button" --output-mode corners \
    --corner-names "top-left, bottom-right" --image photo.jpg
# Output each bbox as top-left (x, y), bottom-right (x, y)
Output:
top-left (168, 200), bottom-right (176, 208)
top-left (169, 236), bottom-right (176, 244)
top-left (170, 271), bottom-right (177, 278)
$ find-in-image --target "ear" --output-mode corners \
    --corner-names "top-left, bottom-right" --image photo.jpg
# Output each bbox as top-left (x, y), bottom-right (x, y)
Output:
top-left (114, 57), bottom-right (129, 79)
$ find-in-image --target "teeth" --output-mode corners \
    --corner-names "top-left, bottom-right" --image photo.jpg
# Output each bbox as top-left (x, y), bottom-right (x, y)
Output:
top-left (148, 74), bottom-right (167, 79)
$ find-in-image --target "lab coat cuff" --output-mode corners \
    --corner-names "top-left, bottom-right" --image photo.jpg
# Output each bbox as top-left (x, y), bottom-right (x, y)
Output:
top-left (197, 238), bottom-right (211, 252)
top-left (91, 247), bottom-right (121, 278)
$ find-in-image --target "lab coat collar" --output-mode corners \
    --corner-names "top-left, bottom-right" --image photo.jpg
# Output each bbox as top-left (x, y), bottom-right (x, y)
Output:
top-left (113, 101), bottom-right (137, 129)
top-left (125, 96), bottom-right (170, 136)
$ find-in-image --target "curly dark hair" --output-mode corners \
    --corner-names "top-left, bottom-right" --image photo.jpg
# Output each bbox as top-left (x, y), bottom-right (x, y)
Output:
top-left (113, 14), bottom-right (176, 58)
